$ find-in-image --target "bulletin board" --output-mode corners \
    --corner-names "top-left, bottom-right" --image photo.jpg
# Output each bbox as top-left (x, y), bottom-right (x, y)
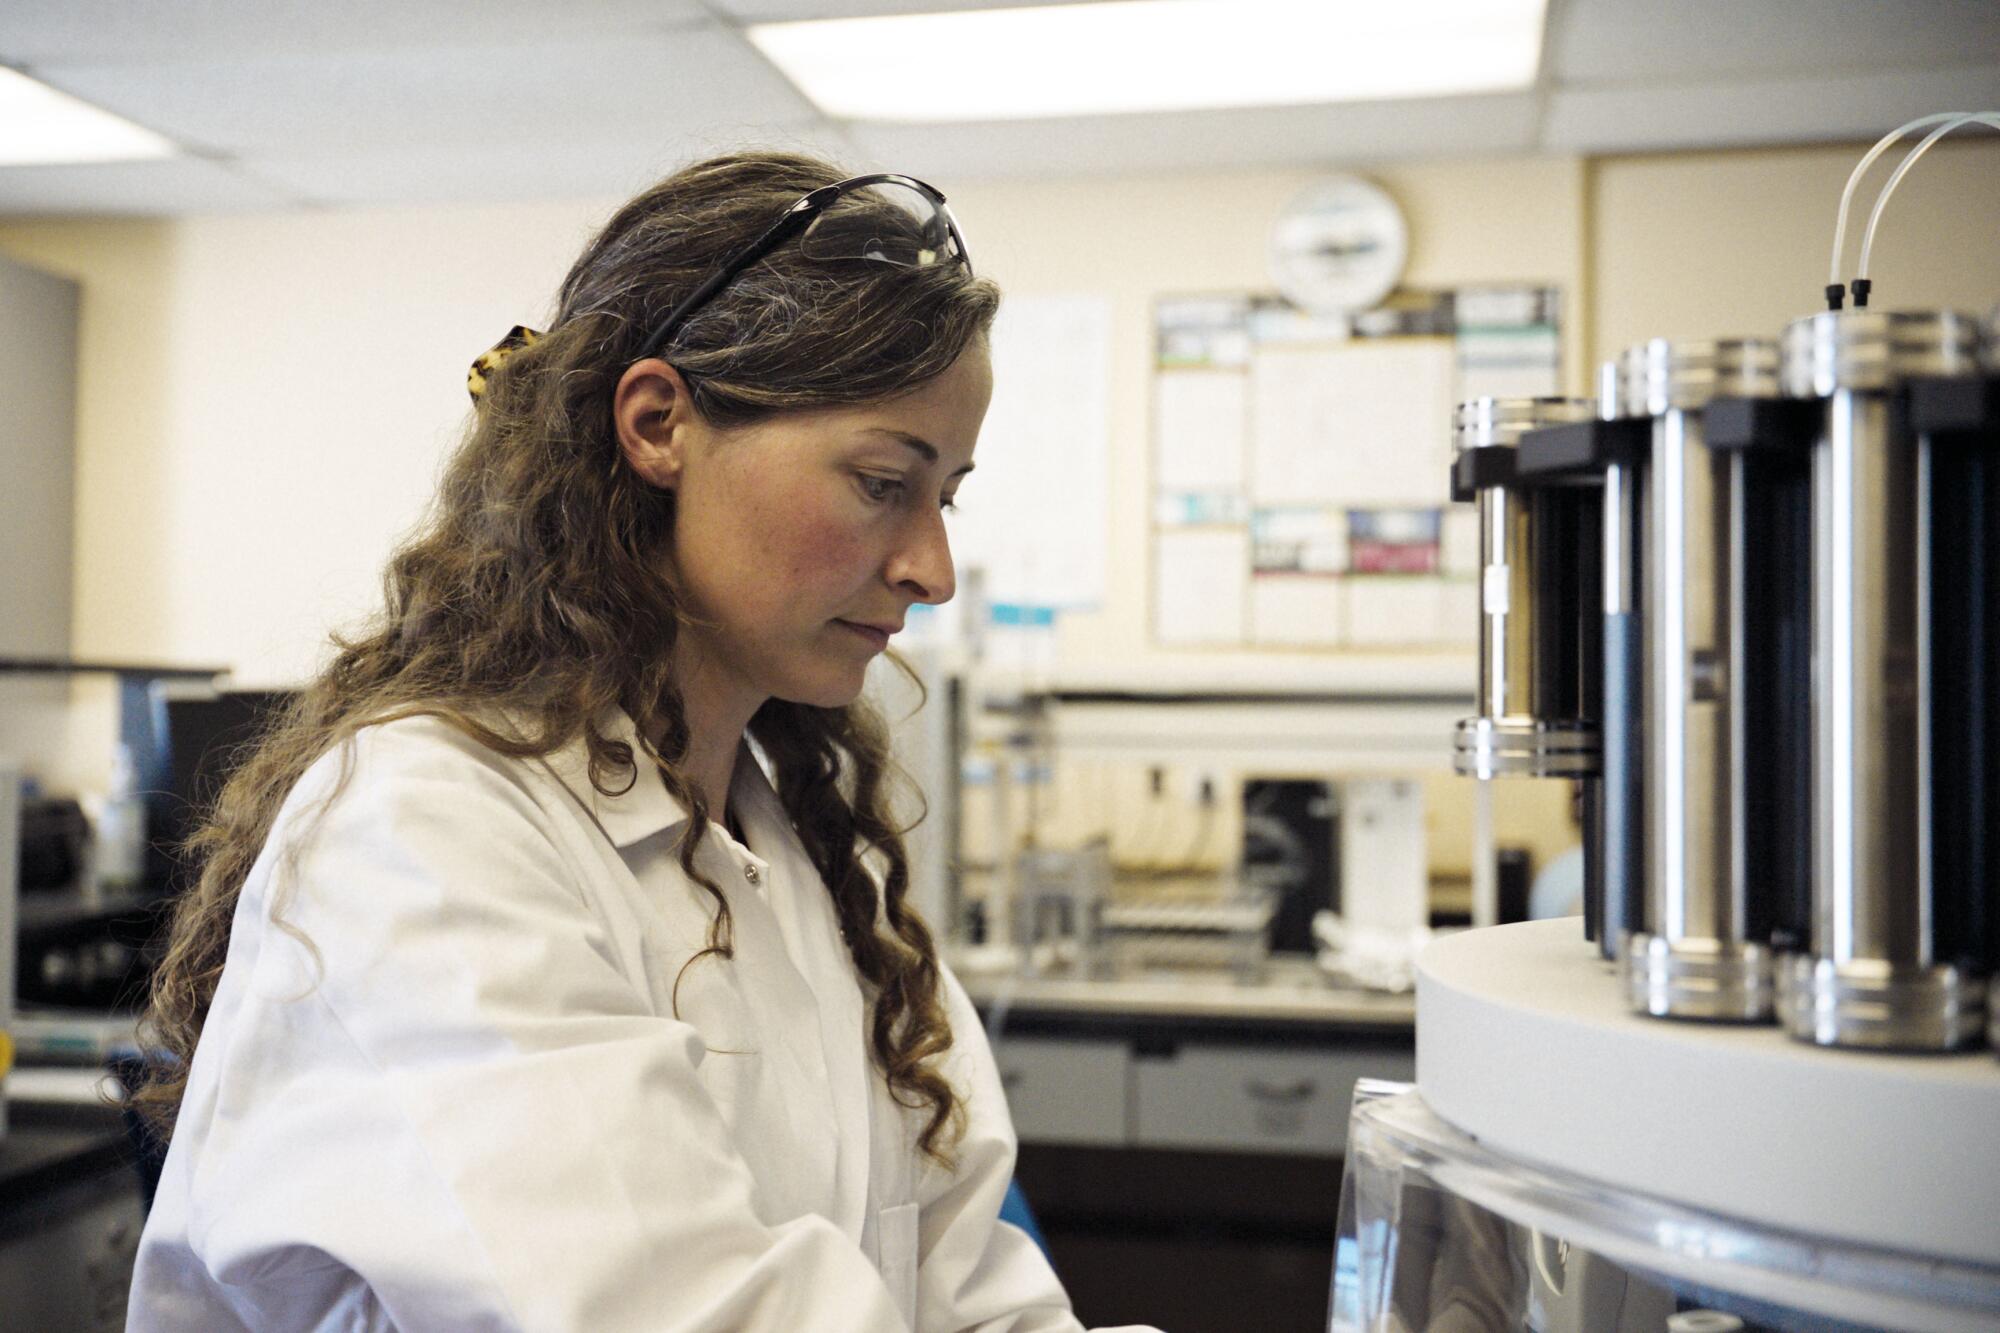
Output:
top-left (1150, 287), bottom-right (1561, 650)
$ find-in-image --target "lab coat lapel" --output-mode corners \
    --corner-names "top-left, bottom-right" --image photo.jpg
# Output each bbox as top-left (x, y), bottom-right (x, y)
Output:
top-left (541, 718), bottom-right (874, 1234)
top-left (731, 750), bottom-right (876, 1241)
top-left (533, 710), bottom-right (688, 849)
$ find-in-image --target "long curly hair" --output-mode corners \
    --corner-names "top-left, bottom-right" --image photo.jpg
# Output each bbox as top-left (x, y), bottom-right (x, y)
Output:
top-left (129, 150), bottom-right (1001, 1163)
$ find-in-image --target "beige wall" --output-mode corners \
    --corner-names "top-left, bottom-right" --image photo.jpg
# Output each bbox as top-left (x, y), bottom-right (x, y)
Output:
top-left (5, 139), bottom-right (1995, 874)
top-left (0, 203), bottom-right (616, 686)
top-left (0, 157), bottom-right (1588, 690)
top-left (948, 156), bottom-right (1587, 674)
top-left (1590, 138), bottom-right (2000, 367)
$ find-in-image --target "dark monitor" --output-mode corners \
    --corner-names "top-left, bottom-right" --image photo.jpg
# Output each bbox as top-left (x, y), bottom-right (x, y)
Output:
top-left (149, 689), bottom-right (296, 898)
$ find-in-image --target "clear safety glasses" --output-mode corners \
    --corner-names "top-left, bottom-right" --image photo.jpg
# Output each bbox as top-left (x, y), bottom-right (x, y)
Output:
top-left (638, 173), bottom-right (972, 359)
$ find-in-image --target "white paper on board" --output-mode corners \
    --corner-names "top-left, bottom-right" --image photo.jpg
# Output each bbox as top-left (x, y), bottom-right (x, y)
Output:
top-left (1456, 325), bottom-right (1561, 401)
top-left (1155, 370), bottom-right (1248, 493)
top-left (954, 294), bottom-right (1112, 611)
top-left (1249, 338), bottom-right (1456, 508)
top-left (1345, 576), bottom-right (1458, 647)
top-left (1250, 575), bottom-right (1345, 647)
top-left (1154, 528), bottom-right (1248, 645)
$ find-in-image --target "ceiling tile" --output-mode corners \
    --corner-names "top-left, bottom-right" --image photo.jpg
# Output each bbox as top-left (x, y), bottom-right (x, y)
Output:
top-left (849, 94), bottom-right (1541, 184)
top-left (0, 0), bottom-right (707, 63)
top-left (0, 155), bottom-right (293, 215)
top-left (30, 26), bottom-right (816, 157)
top-left (244, 125), bottom-right (869, 208)
top-left (1551, 0), bottom-right (2000, 85)
top-left (708, 0), bottom-right (1100, 20)
top-left (1543, 65), bottom-right (2000, 154)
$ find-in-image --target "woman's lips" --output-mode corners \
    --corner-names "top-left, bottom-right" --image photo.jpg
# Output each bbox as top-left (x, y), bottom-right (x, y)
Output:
top-left (835, 620), bottom-right (892, 650)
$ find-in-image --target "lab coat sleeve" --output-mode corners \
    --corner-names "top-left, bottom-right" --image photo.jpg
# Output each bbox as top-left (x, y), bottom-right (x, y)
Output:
top-left (910, 969), bottom-right (1164, 1333)
top-left (177, 720), bottom-right (911, 1332)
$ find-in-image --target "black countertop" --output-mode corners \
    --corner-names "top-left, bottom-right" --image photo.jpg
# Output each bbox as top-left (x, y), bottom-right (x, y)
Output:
top-left (0, 1099), bottom-right (135, 1217)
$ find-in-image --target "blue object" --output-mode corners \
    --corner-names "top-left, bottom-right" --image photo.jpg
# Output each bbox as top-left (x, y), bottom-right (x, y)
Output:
top-left (999, 1178), bottom-right (1050, 1257)
top-left (1528, 844), bottom-right (1586, 921)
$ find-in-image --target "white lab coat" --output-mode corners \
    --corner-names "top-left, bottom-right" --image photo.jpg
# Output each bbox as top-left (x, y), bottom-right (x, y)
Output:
top-left (128, 711), bottom-right (1159, 1333)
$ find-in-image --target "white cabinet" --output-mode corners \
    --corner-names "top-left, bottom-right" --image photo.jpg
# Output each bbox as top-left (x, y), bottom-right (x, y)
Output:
top-left (992, 1030), bottom-right (1417, 1156)
top-left (1132, 1045), bottom-right (1414, 1157)
top-left (991, 1038), bottom-right (1131, 1146)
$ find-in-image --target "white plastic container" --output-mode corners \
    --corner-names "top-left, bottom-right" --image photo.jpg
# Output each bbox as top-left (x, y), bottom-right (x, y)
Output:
top-left (92, 743), bottom-right (147, 897)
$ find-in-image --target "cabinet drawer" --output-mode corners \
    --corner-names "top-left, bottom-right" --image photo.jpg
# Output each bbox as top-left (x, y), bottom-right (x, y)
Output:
top-left (992, 1038), bottom-right (1130, 1146)
top-left (1132, 1045), bottom-right (1413, 1156)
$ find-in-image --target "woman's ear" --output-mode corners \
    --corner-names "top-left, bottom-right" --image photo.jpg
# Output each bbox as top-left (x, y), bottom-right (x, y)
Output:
top-left (614, 359), bottom-right (698, 490)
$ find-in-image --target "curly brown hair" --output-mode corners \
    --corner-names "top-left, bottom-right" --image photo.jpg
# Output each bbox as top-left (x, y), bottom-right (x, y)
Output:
top-left (129, 149), bottom-right (1001, 1164)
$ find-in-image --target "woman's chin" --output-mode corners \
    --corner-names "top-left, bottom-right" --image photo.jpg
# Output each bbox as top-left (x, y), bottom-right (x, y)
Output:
top-left (775, 665), bottom-right (872, 711)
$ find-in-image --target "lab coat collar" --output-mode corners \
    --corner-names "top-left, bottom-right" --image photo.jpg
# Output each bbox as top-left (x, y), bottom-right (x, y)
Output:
top-left (537, 709), bottom-right (783, 853)
top-left (544, 710), bottom-right (875, 1238)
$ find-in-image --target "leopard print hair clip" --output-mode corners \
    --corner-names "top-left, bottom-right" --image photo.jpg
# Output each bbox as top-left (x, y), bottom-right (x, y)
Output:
top-left (466, 325), bottom-right (544, 403)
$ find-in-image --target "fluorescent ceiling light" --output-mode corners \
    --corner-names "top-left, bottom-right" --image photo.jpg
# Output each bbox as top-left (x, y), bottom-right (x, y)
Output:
top-left (0, 66), bottom-right (178, 165)
top-left (749, 0), bottom-right (1548, 123)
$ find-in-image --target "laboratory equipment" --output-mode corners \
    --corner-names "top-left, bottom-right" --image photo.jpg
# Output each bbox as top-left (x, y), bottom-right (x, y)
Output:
top-left (1246, 776), bottom-right (1434, 950)
top-left (1779, 309), bottom-right (1988, 1050)
top-left (1243, 777), bottom-right (1336, 954)
top-left (1349, 114), bottom-right (2000, 1333)
top-left (1448, 395), bottom-right (1607, 945)
top-left (1500, 386), bottom-right (1649, 961)
top-left (866, 643), bottom-right (963, 935)
top-left (1594, 365), bottom-right (1648, 969)
top-left (1337, 778), bottom-right (1427, 937)
top-left (92, 743), bottom-right (146, 897)
top-left (1012, 844), bottom-right (1109, 975)
top-left (1449, 397), bottom-right (1602, 784)
top-left (154, 687), bottom-right (300, 897)
top-left (1621, 338), bottom-right (1789, 1022)
top-left (1469, 317), bottom-right (1997, 1048)
top-left (1098, 883), bottom-right (1277, 982)
top-left (1334, 921), bottom-right (2000, 1333)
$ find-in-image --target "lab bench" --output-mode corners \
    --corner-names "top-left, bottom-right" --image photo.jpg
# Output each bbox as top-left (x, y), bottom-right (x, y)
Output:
top-left (962, 963), bottom-right (1412, 1331)
top-left (964, 962), bottom-right (1414, 1156)
top-left (0, 1093), bottom-right (146, 1332)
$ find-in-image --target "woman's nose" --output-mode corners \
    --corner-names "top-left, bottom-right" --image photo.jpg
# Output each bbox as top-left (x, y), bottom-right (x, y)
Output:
top-left (889, 507), bottom-right (955, 605)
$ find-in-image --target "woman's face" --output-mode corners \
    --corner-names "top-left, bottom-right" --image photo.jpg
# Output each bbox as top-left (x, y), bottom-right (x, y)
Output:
top-left (637, 344), bottom-right (993, 719)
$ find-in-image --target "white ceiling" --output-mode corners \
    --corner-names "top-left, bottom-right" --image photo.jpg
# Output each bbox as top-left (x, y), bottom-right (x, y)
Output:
top-left (1, 0), bottom-right (1995, 216)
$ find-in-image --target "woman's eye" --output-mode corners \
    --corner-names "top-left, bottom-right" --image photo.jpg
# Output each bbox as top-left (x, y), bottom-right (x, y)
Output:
top-left (857, 474), bottom-right (902, 503)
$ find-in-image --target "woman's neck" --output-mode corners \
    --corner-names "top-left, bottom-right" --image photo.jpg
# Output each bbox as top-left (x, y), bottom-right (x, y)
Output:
top-left (677, 720), bottom-right (746, 825)
top-left (666, 637), bottom-right (764, 822)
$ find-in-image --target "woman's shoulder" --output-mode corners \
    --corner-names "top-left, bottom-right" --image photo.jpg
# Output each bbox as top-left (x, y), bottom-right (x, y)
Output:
top-left (275, 710), bottom-right (560, 850)
top-left (245, 711), bottom-right (609, 942)
top-left (301, 709), bottom-right (536, 786)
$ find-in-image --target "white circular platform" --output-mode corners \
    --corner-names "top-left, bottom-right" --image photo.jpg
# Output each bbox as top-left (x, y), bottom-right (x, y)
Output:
top-left (1417, 918), bottom-right (2000, 1269)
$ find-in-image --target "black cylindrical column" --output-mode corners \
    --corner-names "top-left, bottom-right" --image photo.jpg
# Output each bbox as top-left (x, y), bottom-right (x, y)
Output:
top-left (1450, 398), bottom-right (1601, 782)
top-left (1782, 309), bottom-right (1988, 1051)
top-left (1907, 337), bottom-right (2000, 1059)
top-left (1622, 338), bottom-right (1785, 1022)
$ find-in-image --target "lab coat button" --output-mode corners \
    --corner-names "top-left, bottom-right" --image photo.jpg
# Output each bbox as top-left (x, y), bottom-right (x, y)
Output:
top-left (744, 864), bottom-right (761, 884)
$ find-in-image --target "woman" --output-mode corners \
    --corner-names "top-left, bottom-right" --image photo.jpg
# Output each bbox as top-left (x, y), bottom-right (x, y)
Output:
top-left (126, 151), bottom-right (1157, 1333)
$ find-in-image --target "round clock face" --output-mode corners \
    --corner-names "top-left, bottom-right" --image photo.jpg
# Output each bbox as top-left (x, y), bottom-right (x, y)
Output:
top-left (1268, 175), bottom-right (1409, 316)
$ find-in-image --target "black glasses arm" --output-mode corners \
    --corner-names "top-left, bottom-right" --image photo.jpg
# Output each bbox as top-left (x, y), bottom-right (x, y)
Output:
top-left (639, 201), bottom-right (822, 359)
top-left (636, 173), bottom-right (962, 360)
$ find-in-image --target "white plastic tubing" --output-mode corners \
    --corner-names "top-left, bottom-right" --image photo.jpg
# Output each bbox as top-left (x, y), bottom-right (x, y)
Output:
top-left (1828, 112), bottom-right (2000, 291)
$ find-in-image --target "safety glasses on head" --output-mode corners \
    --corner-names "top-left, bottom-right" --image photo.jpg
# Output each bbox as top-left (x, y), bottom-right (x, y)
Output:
top-left (637, 173), bottom-right (971, 361)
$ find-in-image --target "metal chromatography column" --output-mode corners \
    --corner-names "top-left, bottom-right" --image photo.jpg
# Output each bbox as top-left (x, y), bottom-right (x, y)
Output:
top-left (1450, 397), bottom-right (1602, 782)
top-left (1621, 339), bottom-right (1785, 1021)
top-left (1508, 389), bottom-right (1652, 963)
top-left (1448, 396), bottom-right (1601, 934)
top-left (1782, 310), bottom-right (1988, 1050)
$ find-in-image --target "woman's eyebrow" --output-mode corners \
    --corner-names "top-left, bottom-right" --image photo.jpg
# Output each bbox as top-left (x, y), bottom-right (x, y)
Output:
top-left (863, 427), bottom-right (975, 475)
